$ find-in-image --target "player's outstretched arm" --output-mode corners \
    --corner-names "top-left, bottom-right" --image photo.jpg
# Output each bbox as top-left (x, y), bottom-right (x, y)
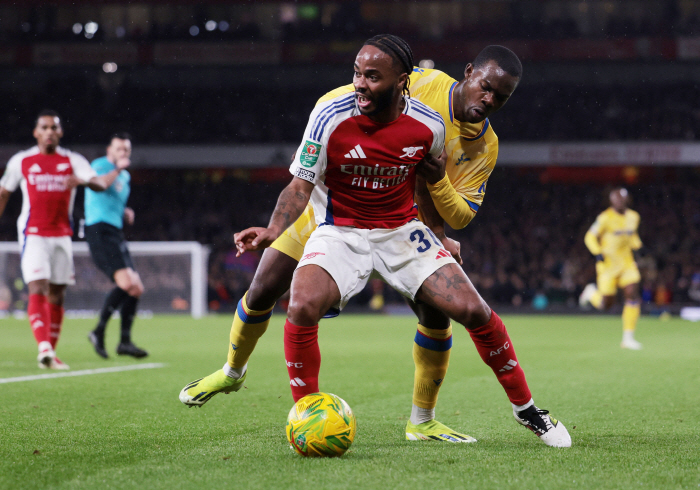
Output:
top-left (234, 177), bottom-right (314, 257)
top-left (0, 187), bottom-right (12, 218)
top-left (85, 157), bottom-right (130, 191)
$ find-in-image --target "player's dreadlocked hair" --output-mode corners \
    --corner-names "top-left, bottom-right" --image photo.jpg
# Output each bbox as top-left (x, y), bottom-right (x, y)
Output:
top-left (363, 34), bottom-right (414, 97)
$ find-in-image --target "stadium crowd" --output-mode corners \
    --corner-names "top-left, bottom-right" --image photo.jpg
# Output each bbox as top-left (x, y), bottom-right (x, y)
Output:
top-left (4, 167), bottom-right (695, 312)
top-left (2, 1), bottom-right (694, 43)
top-left (2, 81), bottom-right (700, 145)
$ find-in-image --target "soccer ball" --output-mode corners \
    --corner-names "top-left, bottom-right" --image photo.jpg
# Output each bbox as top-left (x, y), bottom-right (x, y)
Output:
top-left (286, 392), bottom-right (357, 457)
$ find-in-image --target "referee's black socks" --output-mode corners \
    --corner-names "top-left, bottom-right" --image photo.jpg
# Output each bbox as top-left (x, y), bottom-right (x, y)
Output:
top-left (95, 287), bottom-right (129, 336)
top-left (120, 295), bottom-right (139, 344)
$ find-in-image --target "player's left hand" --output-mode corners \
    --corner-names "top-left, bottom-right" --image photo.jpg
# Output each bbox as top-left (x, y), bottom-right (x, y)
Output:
top-left (234, 227), bottom-right (279, 257)
top-left (123, 207), bottom-right (135, 226)
top-left (442, 236), bottom-right (463, 265)
top-left (416, 150), bottom-right (447, 185)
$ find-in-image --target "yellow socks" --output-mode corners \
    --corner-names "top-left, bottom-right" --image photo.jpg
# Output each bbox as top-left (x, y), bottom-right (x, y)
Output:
top-left (226, 292), bottom-right (274, 373)
top-left (622, 300), bottom-right (641, 333)
top-left (412, 323), bottom-right (452, 410)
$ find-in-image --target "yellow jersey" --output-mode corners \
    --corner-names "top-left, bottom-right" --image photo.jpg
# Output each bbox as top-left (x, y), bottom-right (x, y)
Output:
top-left (584, 207), bottom-right (642, 266)
top-left (318, 67), bottom-right (498, 228)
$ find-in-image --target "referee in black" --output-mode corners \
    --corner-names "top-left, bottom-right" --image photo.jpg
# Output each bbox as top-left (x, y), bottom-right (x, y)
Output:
top-left (85, 133), bottom-right (148, 359)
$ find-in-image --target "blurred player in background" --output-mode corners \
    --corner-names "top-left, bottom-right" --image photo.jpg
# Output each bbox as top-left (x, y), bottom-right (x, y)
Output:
top-left (580, 188), bottom-right (643, 349)
top-left (86, 133), bottom-right (147, 359)
top-left (181, 39), bottom-right (571, 447)
top-left (0, 110), bottom-right (129, 369)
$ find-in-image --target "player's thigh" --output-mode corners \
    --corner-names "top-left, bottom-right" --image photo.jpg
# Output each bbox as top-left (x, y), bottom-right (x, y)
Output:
top-left (406, 299), bottom-right (450, 330)
top-left (288, 264), bottom-right (342, 326)
top-left (294, 226), bottom-right (373, 311)
top-left (49, 236), bottom-right (75, 286)
top-left (21, 235), bottom-right (52, 283)
top-left (619, 265), bottom-right (641, 292)
top-left (415, 263), bottom-right (491, 329)
top-left (247, 248), bottom-right (300, 310)
top-left (595, 267), bottom-right (619, 297)
top-left (86, 224), bottom-right (127, 281)
top-left (269, 205), bottom-right (316, 263)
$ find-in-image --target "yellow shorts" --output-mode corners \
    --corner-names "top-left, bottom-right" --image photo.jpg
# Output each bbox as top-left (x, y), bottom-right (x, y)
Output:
top-left (269, 205), bottom-right (317, 262)
top-left (596, 261), bottom-right (641, 296)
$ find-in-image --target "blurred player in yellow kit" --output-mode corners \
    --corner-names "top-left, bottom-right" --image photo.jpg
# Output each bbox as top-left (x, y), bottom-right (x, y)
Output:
top-left (580, 188), bottom-right (643, 350)
top-left (180, 46), bottom-right (567, 448)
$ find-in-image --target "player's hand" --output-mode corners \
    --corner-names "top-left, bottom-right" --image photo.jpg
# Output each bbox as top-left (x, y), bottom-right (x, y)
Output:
top-left (234, 227), bottom-right (279, 257)
top-left (595, 254), bottom-right (605, 262)
top-left (442, 236), bottom-right (463, 265)
top-left (65, 174), bottom-right (84, 189)
top-left (115, 157), bottom-right (131, 171)
top-left (123, 207), bottom-right (135, 226)
top-left (416, 150), bottom-right (447, 185)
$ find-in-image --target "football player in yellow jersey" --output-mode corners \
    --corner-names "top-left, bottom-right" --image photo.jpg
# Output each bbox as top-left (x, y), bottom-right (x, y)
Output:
top-left (580, 188), bottom-right (644, 349)
top-left (180, 44), bottom-right (570, 447)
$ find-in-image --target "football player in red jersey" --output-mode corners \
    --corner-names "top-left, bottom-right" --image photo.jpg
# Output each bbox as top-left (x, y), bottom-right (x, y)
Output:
top-left (182, 35), bottom-right (571, 447)
top-left (0, 110), bottom-right (129, 369)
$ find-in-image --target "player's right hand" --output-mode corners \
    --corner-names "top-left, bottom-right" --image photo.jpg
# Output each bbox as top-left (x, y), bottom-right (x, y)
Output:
top-left (443, 236), bottom-right (463, 265)
top-left (115, 157), bottom-right (131, 170)
top-left (234, 227), bottom-right (279, 257)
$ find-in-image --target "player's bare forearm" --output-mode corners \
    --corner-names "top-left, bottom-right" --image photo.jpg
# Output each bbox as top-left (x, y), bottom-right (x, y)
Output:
top-left (268, 177), bottom-right (314, 236)
top-left (415, 176), bottom-right (463, 265)
top-left (87, 169), bottom-right (121, 192)
top-left (234, 177), bottom-right (313, 257)
top-left (0, 187), bottom-right (11, 218)
top-left (415, 174), bottom-right (446, 239)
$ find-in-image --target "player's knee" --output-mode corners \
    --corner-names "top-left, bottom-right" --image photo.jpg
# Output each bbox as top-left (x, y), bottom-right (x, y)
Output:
top-left (129, 283), bottom-right (144, 298)
top-left (602, 296), bottom-right (615, 309)
top-left (287, 297), bottom-right (322, 327)
top-left (459, 299), bottom-right (491, 330)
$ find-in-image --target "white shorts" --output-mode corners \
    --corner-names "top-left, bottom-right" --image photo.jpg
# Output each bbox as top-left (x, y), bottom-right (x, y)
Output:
top-left (20, 235), bottom-right (76, 285)
top-left (297, 220), bottom-right (456, 309)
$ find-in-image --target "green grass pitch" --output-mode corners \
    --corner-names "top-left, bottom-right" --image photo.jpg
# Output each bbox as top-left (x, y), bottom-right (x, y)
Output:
top-left (1, 313), bottom-right (699, 489)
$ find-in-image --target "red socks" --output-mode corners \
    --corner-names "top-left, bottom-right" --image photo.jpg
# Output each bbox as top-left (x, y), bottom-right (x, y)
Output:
top-left (49, 303), bottom-right (64, 349)
top-left (467, 310), bottom-right (532, 406)
top-left (284, 319), bottom-right (320, 402)
top-left (28, 294), bottom-right (51, 345)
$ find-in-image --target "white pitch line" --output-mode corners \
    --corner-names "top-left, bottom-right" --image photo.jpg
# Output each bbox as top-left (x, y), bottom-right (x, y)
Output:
top-left (0, 363), bottom-right (166, 384)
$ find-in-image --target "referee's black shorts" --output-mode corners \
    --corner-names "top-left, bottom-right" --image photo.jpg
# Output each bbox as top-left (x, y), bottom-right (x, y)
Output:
top-left (85, 222), bottom-right (135, 280)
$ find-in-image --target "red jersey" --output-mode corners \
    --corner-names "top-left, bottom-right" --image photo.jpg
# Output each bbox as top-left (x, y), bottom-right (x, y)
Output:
top-left (0, 146), bottom-right (96, 238)
top-left (290, 93), bottom-right (445, 229)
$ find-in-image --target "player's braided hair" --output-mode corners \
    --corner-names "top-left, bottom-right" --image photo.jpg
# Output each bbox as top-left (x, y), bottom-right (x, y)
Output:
top-left (363, 34), bottom-right (414, 97)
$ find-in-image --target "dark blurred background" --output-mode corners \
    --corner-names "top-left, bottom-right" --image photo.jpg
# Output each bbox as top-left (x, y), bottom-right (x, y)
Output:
top-left (0, 0), bottom-right (699, 314)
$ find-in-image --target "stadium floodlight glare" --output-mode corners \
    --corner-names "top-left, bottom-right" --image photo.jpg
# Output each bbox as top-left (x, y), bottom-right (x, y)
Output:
top-left (219, 21), bottom-right (230, 31)
top-left (189, 25), bottom-right (199, 36)
top-left (72, 23), bottom-right (83, 35)
top-left (419, 59), bottom-right (435, 69)
top-left (205, 20), bottom-right (217, 31)
top-left (102, 62), bottom-right (118, 73)
top-left (85, 22), bottom-right (99, 34)
top-left (116, 26), bottom-right (126, 38)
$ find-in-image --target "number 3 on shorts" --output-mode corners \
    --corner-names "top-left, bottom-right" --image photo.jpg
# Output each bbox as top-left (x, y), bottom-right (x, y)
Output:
top-left (410, 228), bottom-right (441, 253)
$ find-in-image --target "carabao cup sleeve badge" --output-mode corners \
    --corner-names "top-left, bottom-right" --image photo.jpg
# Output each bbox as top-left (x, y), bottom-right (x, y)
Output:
top-left (300, 140), bottom-right (322, 168)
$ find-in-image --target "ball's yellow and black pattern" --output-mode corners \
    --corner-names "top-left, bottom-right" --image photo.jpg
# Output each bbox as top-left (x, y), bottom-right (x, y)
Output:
top-left (286, 392), bottom-right (356, 457)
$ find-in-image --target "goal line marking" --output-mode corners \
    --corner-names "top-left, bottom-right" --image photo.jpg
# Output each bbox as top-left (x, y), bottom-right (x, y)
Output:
top-left (0, 363), bottom-right (166, 384)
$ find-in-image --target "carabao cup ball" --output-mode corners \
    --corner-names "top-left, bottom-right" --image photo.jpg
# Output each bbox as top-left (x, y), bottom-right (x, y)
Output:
top-left (286, 392), bottom-right (357, 457)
